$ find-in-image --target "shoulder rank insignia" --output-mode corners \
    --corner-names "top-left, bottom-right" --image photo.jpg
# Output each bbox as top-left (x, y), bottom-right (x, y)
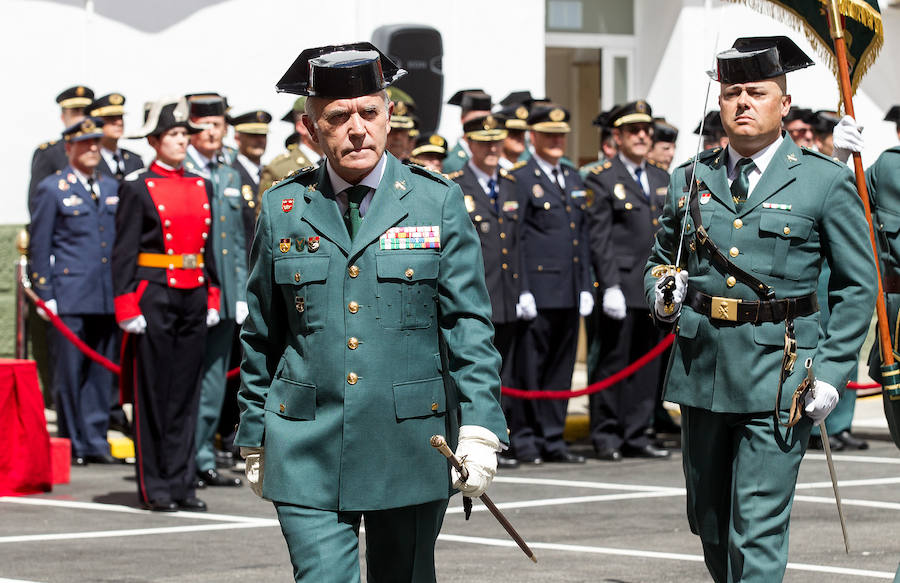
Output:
top-left (307, 182), bottom-right (317, 192)
top-left (787, 153), bottom-right (798, 162)
top-left (444, 170), bottom-right (464, 180)
top-left (394, 180), bottom-right (407, 191)
top-left (282, 198), bottom-right (294, 212)
top-left (499, 168), bottom-right (515, 181)
top-left (509, 160), bottom-right (528, 171)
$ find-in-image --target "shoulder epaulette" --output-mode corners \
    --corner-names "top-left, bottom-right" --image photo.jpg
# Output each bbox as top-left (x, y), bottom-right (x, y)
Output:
top-left (38, 140), bottom-right (57, 150)
top-left (443, 170), bottom-right (464, 180)
top-left (499, 167), bottom-right (515, 182)
top-left (509, 160), bottom-right (528, 172)
top-left (55, 170), bottom-right (62, 175)
top-left (647, 158), bottom-right (667, 170)
top-left (410, 163), bottom-right (452, 185)
top-left (799, 146), bottom-right (842, 166)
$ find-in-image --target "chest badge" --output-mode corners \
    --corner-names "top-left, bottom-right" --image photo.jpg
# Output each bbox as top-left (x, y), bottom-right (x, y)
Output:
top-left (532, 184), bottom-right (544, 198)
top-left (241, 184), bottom-right (253, 199)
top-left (480, 222), bottom-right (491, 233)
top-left (282, 198), bottom-right (294, 212)
top-left (700, 192), bottom-right (711, 205)
top-left (678, 196), bottom-right (686, 209)
top-left (307, 236), bottom-right (320, 252)
top-left (614, 184), bottom-right (626, 200)
top-left (394, 180), bottom-right (407, 191)
top-left (58, 179), bottom-right (70, 191)
top-left (295, 238), bottom-right (306, 251)
top-left (502, 200), bottom-right (519, 212)
top-left (62, 194), bottom-right (84, 207)
top-left (67, 173), bottom-right (77, 184)
top-left (787, 153), bottom-right (798, 162)
top-left (279, 238), bottom-right (291, 253)
top-left (465, 195), bottom-right (476, 213)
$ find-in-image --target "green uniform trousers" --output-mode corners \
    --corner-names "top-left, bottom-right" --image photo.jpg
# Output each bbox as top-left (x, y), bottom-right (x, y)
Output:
top-left (195, 318), bottom-right (236, 472)
top-left (274, 498), bottom-right (449, 582)
top-left (681, 406), bottom-right (812, 583)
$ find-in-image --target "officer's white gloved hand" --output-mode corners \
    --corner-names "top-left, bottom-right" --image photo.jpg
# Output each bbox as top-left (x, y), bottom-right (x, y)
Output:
top-left (654, 270), bottom-right (689, 321)
top-left (516, 292), bottom-right (538, 321)
top-left (832, 115), bottom-right (864, 163)
top-left (602, 286), bottom-right (627, 320)
top-left (240, 447), bottom-right (264, 498)
top-left (235, 301), bottom-right (249, 325)
top-left (451, 425), bottom-right (500, 498)
top-left (37, 299), bottom-right (58, 321)
top-left (119, 315), bottom-right (147, 334)
top-left (206, 308), bottom-right (221, 327)
top-left (579, 291), bottom-right (595, 317)
top-left (804, 379), bottom-right (840, 422)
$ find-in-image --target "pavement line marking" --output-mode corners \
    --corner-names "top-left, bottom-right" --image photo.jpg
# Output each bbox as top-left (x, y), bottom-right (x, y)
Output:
top-left (437, 534), bottom-right (895, 579)
top-left (804, 453), bottom-right (900, 465)
top-left (493, 476), bottom-right (686, 492)
top-left (795, 495), bottom-right (900, 511)
top-left (796, 477), bottom-right (900, 490)
top-left (0, 520), bottom-right (279, 544)
top-left (0, 497), bottom-right (267, 523)
top-left (0, 579), bottom-right (46, 583)
top-left (446, 490), bottom-right (684, 515)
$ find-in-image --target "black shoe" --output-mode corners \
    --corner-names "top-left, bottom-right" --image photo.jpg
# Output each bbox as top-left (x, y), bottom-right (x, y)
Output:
top-left (145, 499), bottom-right (177, 512)
top-left (835, 430), bottom-right (869, 450)
top-left (108, 419), bottom-right (133, 438)
top-left (72, 456), bottom-right (87, 466)
top-left (622, 444), bottom-right (670, 459)
top-left (215, 449), bottom-right (235, 469)
top-left (497, 454), bottom-right (519, 469)
top-left (516, 456), bottom-right (544, 465)
top-left (809, 435), bottom-right (845, 451)
top-left (544, 451), bottom-right (586, 464)
top-left (176, 497), bottom-right (207, 512)
top-left (197, 469), bottom-right (242, 487)
top-left (85, 453), bottom-right (125, 465)
top-left (595, 447), bottom-right (623, 462)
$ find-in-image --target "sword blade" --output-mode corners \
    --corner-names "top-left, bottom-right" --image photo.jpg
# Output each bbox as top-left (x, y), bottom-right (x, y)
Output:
top-left (818, 420), bottom-right (850, 553)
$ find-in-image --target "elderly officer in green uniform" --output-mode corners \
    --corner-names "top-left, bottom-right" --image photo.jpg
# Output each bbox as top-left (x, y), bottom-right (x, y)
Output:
top-left (184, 93), bottom-right (249, 488)
top-left (645, 36), bottom-right (875, 582)
top-left (235, 42), bottom-right (507, 582)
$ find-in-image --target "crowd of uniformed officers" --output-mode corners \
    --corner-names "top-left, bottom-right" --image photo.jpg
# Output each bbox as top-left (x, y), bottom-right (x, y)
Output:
top-left (26, 66), bottom-right (892, 513)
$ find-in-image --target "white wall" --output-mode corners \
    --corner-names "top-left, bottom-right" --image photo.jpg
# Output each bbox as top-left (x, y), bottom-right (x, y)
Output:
top-left (641, 1), bottom-right (898, 169)
top-left (2, 0), bottom-right (544, 225)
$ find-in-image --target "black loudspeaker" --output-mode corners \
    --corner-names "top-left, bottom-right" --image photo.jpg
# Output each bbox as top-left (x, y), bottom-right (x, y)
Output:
top-left (372, 24), bottom-right (443, 135)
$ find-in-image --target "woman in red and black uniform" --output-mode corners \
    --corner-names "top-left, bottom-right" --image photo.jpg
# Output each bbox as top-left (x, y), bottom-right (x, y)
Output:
top-left (112, 97), bottom-right (220, 512)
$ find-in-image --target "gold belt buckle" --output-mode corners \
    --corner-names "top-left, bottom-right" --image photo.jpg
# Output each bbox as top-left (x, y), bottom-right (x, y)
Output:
top-left (711, 296), bottom-right (740, 321)
top-left (182, 254), bottom-right (198, 269)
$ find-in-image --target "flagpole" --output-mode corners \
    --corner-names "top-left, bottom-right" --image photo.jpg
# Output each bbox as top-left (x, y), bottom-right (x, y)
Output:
top-left (825, 0), bottom-right (899, 397)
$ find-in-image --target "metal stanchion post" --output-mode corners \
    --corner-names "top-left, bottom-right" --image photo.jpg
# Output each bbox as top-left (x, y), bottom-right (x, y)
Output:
top-left (15, 229), bottom-right (30, 360)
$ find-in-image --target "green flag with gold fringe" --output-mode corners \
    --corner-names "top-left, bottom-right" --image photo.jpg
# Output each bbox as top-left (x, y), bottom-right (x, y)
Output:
top-left (723, 0), bottom-right (883, 96)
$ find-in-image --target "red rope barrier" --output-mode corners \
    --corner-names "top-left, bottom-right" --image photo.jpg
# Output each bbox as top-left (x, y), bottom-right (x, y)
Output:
top-left (25, 288), bottom-right (122, 375)
top-left (501, 333), bottom-right (675, 400)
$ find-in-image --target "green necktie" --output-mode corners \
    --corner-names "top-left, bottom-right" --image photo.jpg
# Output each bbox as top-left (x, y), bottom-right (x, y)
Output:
top-left (344, 184), bottom-right (369, 240)
top-left (731, 157), bottom-right (756, 210)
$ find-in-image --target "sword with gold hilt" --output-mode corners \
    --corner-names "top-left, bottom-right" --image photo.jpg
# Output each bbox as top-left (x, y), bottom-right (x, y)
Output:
top-left (796, 358), bottom-right (850, 553)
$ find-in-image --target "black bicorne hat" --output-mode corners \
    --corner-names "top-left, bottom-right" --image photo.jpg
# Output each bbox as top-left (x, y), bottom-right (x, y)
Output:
top-left (129, 97), bottom-right (205, 138)
top-left (884, 105), bottom-right (900, 124)
top-left (276, 42), bottom-right (406, 98)
top-left (709, 36), bottom-right (814, 84)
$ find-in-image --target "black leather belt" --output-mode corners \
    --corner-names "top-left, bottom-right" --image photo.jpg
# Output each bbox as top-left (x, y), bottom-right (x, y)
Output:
top-left (686, 288), bottom-right (818, 323)
top-left (883, 273), bottom-right (900, 294)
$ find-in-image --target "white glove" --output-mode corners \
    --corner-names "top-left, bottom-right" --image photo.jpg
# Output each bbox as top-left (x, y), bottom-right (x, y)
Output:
top-left (451, 425), bottom-right (500, 498)
top-left (119, 315), bottom-right (147, 334)
top-left (516, 292), bottom-right (537, 321)
top-left (206, 308), bottom-right (221, 327)
top-left (804, 379), bottom-right (840, 423)
top-left (36, 299), bottom-right (58, 321)
top-left (240, 447), bottom-right (264, 498)
top-left (654, 270), bottom-right (689, 321)
top-left (235, 301), bottom-right (249, 325)
top-left (601, 286), bottom-right (626, 320)
top-left (832, 115), bottom-right (864, 163)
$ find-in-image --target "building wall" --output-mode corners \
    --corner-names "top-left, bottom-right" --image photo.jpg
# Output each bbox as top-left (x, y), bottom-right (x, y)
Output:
top-left (1, 0), bottom-right (545, 226)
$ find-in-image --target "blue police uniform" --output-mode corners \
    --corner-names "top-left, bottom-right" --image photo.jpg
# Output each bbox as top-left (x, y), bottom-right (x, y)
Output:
top-left (30, 165), bottom-right (119, 460)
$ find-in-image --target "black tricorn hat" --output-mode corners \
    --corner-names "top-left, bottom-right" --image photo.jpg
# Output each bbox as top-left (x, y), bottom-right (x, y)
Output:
top-left (693, 110), bottom-right (725, 136)
top-left (285, 132), bottom-right (300, 149)
top-left (884, 105), bottom-right (900, 124)
top-left (456, 91), bottom-right (492, 113)
top-left (652, 118), bottom-right (678, 143)
top-left (447, 88), bottom-right (484, 106)
top-left (499, 90), bottom-right (533, 107)
top-left (709, 36), bottom-right (814, 84)
top-left (129, 97), bottom-right (205, 138)
top-left (810, 110), bottom-right (840, 134)
top-left (186, 93), bottom-right (227, 118)
top-left (784, 106), bottom-right (814, 123)
top-left (276, 42), bottom-right (406, 98)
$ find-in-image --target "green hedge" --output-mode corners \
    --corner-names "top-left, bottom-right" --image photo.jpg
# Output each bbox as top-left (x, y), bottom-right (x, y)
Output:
top-left (0, 224), bottom-right (23, 358)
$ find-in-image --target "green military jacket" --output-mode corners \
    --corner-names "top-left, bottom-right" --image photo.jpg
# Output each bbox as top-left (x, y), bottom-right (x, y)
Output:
top-left (644, 137), bottom-right (876, 413)
top-left (185, 151), bottom-right (247, 319)
top-left (258, 146), bottom-right (314, 196)
top-left (865, 146), bottom-right (900, 381)
top-left (235, 154), bottom-right (507, 511)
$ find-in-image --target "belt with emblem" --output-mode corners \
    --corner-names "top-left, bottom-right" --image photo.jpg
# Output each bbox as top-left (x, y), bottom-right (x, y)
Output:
top-left (685, 288), bottom-right (818, 323)
top-left (137, 252), bottom-right (204, 269)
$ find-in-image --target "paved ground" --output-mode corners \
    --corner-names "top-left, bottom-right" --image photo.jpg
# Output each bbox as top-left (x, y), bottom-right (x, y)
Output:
top-left (1, 393), bottom-right (898, 583)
